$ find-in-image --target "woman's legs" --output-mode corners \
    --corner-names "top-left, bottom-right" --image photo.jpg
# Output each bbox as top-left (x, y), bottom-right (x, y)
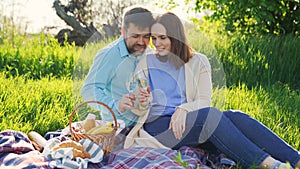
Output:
top-left (193, 107), bottom-right (269, 168)
top-left (223, 110), bottom-right (300, 168)
top-left (146, 107), bottom-right (269, 168)
top-left (144, 107), bottom-right (299, 168)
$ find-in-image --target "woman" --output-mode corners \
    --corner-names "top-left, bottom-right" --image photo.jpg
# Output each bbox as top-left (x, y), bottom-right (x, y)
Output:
top-left (125, 12), bottom-right (300, 169)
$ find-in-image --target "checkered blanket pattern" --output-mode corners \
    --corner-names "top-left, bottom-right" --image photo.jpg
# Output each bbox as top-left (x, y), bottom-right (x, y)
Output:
top-left (0, 130), bottom-right (52, 169)
top-left (101, 146), bottom-right (205, 169)
top-left (0, 130), bottom-right (236, 169)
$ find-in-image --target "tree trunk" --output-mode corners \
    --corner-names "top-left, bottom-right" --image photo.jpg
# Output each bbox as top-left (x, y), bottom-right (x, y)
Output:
top-left (53, 0), bottom-right (103, 46)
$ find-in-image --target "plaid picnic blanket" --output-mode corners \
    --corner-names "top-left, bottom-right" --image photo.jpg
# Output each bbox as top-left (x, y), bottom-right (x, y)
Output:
top-left (0, 130), bottom-right (236, 169)
top-left (0, 130), bottom-right (52, 169)
top-left (100, 146), bottom-right (206, 169)
top-left (0, 130), bottom-right (104, 169)
top-left (99, 146), bottom-right (236, 169)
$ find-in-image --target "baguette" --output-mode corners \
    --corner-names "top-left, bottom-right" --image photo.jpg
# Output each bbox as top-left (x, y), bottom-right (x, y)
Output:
top-left (28, 131), bottom-right (47, 152)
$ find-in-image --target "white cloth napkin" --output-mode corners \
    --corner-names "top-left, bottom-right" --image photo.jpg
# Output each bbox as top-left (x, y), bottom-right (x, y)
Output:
top-left (42, 138), bottom-right (103, 169)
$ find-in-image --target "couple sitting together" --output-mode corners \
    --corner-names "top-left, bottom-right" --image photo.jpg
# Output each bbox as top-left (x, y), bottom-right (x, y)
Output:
top-left (80, 5), bottom-right (300, 169)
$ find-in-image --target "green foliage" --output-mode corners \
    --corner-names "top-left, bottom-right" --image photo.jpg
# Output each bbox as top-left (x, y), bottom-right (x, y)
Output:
top-left (0, 33), bottom-right (78, 79)
top-left (152, 0), bottom-right (180, 10)
top-left (187, 29), bottom-right (226, 88)
top-left (0, 73), bottom-right (82, 135)
top-left (187, 27), bottom-right (300, 90)
top-left (174, 151), bottom-right (189, 168)
top-left (215, 33), bottom-right (300, 89)
top-left (0, 11), bottom-right (27, 45)
top-left (64, 0), bottom-right (95, 25)
top-left (74, 38), bottom-right (116, 80)
top-left (195, 0), bottom-right (300, 36)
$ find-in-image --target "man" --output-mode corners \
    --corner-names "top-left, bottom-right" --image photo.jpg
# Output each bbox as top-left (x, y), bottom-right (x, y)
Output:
top-left (81, 6), bottom-right (154, 127)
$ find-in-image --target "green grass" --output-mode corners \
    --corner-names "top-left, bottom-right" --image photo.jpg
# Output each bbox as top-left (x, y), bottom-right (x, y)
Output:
top-left (216, 34), bottom-right (300, 90)
top-left (0, 73), bottom-right (79, 134)
top-left (0, 33), bottom-right (77, 79)
top-left (0, 28), bottom-right (299, 168)
top-left (0, 72), bottom-right (299, 151)
top-left (219, 83), bottom-right (300, 150)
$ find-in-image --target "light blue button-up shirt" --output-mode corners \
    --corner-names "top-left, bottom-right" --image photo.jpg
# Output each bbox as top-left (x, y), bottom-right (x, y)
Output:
top-left (81, 37), bottom-right (149, 126)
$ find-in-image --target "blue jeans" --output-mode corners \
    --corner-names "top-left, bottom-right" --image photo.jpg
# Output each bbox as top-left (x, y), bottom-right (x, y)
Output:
top-left (143, 107), bottom-right (300, 168)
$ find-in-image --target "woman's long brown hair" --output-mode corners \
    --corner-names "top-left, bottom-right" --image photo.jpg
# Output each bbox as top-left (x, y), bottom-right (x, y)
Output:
top-left (153, 12), bottom-right (194, 69)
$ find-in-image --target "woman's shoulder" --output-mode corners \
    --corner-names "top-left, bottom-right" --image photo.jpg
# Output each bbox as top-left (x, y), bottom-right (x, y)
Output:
top-left (190, 52), bottom-right (210, 66)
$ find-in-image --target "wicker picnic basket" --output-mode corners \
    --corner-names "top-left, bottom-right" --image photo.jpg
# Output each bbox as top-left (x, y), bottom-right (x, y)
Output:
top-left (69, 100), bottom-right (118, 156)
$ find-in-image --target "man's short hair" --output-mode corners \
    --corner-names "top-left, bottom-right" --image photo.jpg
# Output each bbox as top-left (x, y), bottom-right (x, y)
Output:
top-left (122, 6), bottom-right (154, 30)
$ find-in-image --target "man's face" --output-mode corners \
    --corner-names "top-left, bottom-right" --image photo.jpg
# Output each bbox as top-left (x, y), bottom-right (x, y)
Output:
top-left (123, 23), bottom-right (151, 57)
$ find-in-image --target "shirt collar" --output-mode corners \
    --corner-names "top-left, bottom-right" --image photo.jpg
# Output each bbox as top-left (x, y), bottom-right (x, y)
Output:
top-left (118, 37), bottom-right (130, 58)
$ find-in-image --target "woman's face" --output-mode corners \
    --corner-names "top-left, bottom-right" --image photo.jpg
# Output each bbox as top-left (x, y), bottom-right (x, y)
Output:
top-left (151, 23), bottom-right (171, 56)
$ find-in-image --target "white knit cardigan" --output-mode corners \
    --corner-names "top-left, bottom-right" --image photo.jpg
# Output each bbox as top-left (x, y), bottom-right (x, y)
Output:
top-left (124, 53), bottom-right (212, 149)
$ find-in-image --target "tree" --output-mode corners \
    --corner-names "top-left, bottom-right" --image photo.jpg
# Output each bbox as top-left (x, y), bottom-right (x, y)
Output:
top-left (53, 0), bottom-right (100, 46)
top-left (194, 0), bottom-right (300, 36)
top-left (53, 0), bottom-right (145, 46)
top-left (91, 0), bottom-right (137, 38)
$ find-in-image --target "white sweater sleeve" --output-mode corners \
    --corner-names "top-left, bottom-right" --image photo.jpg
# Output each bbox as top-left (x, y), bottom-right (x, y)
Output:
top-left (178, 53), bottom-right (212, 112)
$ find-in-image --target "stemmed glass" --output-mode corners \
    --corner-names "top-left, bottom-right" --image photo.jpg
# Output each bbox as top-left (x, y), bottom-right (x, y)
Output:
top-left (136, 69), bottom-right (150, 109)
top-left (126, 72), bottom-right (137, 94)
top-left (136, 69), bottom-right (148, 90)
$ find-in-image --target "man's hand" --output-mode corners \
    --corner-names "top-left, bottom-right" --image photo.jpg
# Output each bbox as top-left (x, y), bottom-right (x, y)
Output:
top-left (118, 94), bottom-right (136, 113)
top-left (169, 107), bottom-right (188, 139)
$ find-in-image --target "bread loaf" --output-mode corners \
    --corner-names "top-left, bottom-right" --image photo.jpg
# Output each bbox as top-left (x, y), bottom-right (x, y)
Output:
top-left (52, 140), bottom-right (91, 159)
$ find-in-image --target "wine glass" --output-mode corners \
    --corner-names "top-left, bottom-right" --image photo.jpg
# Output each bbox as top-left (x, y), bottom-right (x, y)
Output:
top-left (136, 69), bottom-right (150, 109)
top-left (126, 72), bottom-right (137, 94)
top-left (137, 69), bottom-right (148, 90)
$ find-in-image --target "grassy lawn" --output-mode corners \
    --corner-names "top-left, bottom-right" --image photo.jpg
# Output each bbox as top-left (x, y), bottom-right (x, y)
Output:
top-left (0, 31), bottom-right (299, 168)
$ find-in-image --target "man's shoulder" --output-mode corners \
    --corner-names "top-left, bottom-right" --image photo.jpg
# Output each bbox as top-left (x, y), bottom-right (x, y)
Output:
top-left (96, 38), bottom-right (123, 58)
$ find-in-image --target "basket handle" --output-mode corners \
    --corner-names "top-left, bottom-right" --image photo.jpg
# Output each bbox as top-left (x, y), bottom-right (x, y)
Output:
top-left (69, 100), bottom-right (118, 135)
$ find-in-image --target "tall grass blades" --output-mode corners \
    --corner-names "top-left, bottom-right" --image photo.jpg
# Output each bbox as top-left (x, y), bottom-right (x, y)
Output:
top-left (0, 33), bottom-right (78, 79)
top-left (224, 83), bottom-right (300, 150)
top-left (217, 34), bottom-right (300, 90)
top-left (0, 73), bottom-right (80, 135)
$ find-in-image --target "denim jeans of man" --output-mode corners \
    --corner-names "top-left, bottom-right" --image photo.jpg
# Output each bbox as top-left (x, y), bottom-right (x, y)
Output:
top-left (143, 107), bottom-right (300, 168)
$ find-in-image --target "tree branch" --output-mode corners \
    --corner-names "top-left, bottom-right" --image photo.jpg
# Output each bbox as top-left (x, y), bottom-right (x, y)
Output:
top-left (53, 0), bottom-right (91, 37)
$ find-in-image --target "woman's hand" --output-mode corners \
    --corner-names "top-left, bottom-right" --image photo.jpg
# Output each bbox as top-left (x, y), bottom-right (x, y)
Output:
top-left (169, 107), bottom-right (188, 139)
top-left (138, 87), bottom-right (150, 103)
top-left (137, 86), bottom-right (150, 109)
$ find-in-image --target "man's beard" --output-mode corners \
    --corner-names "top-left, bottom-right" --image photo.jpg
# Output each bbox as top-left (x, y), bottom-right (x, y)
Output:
top-left (128, 44), bottom-right (146, 57)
